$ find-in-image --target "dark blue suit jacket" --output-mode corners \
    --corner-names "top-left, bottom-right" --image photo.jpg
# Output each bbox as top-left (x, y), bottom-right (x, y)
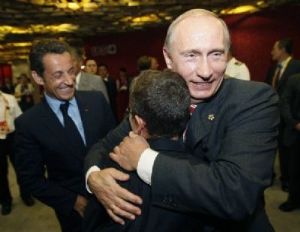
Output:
top-left (84, 79), bottom-right (279, 231)
top-left (84, 137), bottom-right (201, 232)
top-left (15, 91), bottom-right (115, 215)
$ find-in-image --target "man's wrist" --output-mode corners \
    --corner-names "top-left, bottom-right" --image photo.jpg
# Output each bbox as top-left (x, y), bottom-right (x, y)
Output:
top-left (136, 148), bottom-right (159, 185)
top-left (85, 166), bottom-right (101, 193)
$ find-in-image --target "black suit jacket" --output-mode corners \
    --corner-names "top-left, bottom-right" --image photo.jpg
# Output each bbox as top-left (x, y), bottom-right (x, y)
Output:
top-left (265, 58), bottom-right (300, 96)
top-left (84, 79), bottom-right (279, 231)
top-left (280, 73), bottom-right (300, 146)
top-left (15, 91), bottom-right (115, 215)
top-left (84, 137), bottom-right (201, 232)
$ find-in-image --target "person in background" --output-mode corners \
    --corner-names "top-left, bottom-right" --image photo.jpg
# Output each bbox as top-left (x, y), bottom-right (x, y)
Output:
top-left (150, 56), bottom-right (160, 70)
top-left (14, 73), bottom-right (35, 111)
top-left (1, 77), bottom-right (15, 94)
top-left (225, 47), bottom-right (250, 80)
top-left (84, 58), bottom-right (98, 75)
top-left (98, 63), bottom-right (117, 120)
top-left (85, 8), bottom-right (279, 232)
top-left (128, 55), bottom-right (152, 88)
top-left (265, 38), bottom-right (300, 192)
top-left (71, 47), bottom-right (109, 103)
top-left (14, 39), bottom-right (115, 232)
top-left (0, 91), bottom-right (35, 215)
top-left (278, 73), bottom-right (300, 212)
top-left (116, 67), bottom-right (129, 122)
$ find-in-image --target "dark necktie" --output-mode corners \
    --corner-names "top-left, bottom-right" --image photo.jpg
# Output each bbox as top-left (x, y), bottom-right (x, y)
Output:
top-left (272, 64), bottom-right (282, 89)
top-left (60, 101), bottom-right (85, 147)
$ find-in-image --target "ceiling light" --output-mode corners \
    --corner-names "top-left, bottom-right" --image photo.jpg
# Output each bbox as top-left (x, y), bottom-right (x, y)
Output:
top-left (221, 5), bottom-right (259, 15)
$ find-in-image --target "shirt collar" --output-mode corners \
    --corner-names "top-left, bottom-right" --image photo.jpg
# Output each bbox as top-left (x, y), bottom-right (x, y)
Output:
top-left (279, 56), bottom-right (292, 70)
top-left (44, 93), bottom-right (76, 114)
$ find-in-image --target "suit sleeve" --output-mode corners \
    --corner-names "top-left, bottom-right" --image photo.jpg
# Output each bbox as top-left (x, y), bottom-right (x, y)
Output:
top-left (151, 84), bottom-right (279, 220)
top-left (84, 117), bottom-right (131, 173)
top-left (280, 75), bottom-right (298, 127)
top-left (96, 78), bottom-right (110, 103)
top-left (14, 118), bottom-right (77, 215)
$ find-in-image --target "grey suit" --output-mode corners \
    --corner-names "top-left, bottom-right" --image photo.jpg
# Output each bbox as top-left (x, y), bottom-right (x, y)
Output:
top-left (77, 71), bottom-right (109, 102)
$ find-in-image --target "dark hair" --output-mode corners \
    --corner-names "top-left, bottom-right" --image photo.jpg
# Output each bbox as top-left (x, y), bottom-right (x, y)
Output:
top-left (29, 39), bottom-right (72, 77)
top-left (278, 38), bottom-right (293, 55)
top-left (137, 56), bottom-right (151, 71)
top-left (130, 70), bottom-right (190, 137)
top-left (98, 63), bottom-right (108, 69)
top-left (84, 58), bottom-right (98, 65)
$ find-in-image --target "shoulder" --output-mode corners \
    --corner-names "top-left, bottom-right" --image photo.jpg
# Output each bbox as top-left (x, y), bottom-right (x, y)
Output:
top-left (287, 73), bottom-right (300, 85)
top-left (233, 59), bottom-right (244, 66)
top-left (76, 91), bottom-right (106, 104)
top-left (15, 103), bottom-right (44, 125)
top-left (223, 79), bottom-right (278, 104)
top-left (288, 59), bottom-right (300, 67)
top-left (2, 92), bottom-right (16, 101)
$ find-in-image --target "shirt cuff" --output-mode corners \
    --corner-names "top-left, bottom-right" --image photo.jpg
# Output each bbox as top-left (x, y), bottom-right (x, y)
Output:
top-left (85, 165), bottom-right (101, 193)
top-left (136, 148), bottom-right (159, 185)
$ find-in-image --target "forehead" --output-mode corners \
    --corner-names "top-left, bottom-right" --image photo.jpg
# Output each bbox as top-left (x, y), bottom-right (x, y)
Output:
top-left (274, 41), bottom-right (281, 49)
top-left (86, 60), bottom-right (96, 65)
top-left (42, 52), bottom-right (72, 72)
top-left (170, 16), bottom-right (225, 51)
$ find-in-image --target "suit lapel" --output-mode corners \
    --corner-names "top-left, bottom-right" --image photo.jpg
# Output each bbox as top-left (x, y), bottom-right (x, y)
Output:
top-left (75, 92), bottom-right (91, 147)
top-left (185, 81), bottom-right (226, 151)
top-left (186, 102), bottom-right (215, 150)
top-left (40, 99), bottom-right (66, 145)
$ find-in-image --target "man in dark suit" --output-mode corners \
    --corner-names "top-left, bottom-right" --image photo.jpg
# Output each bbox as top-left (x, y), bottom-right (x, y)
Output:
top-left (98, 64), bottom-right (117, 120)
top-left (278, 73), bottom-right (300, 211)
top-left (14, 39), bottom-right (115, 232)
top-left (265, 38), bottom-right (300, 191)
top-left (85, 9), bottom-right (279, 232)
top-left (83, 70), bottom-right (201, 232)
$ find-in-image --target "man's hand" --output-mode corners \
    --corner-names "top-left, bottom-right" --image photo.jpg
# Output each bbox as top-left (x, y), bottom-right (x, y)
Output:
top-left (110, 132), bottom-right (150, 171)
top-left (295, 122), bottom-right (300, 131)
top-left (87, 168), bottom-right (142, 225)
top-left (74, 195), bottom-right (88, 217)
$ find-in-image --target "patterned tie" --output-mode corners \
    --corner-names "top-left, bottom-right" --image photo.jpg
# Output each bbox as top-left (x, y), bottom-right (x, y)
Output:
top-left (60, 101), bottom-right (85, 147)
top-left (189, 104), bottom-right (197, 115)
top-left (183, 104), bottom-right (197, 141)
top-left (272, 64), bottom-right (282, 89)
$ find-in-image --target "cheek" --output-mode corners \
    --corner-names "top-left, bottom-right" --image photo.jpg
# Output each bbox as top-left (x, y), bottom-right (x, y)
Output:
top-left (212, 61), bottom-right (227, 75)
top-left (173, 61), bottom-right (195, 79)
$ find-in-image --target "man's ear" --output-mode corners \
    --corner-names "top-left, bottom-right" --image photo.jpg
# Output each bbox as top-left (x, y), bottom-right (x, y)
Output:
top-left (31, 71), bottom-right (44, 86)
top-left (134, 115), bottom-right (146, 134)
top-left (163, 47), bottom-right (173, 69)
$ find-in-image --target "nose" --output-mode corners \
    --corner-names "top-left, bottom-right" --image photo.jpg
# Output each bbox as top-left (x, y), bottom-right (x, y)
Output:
top-left (64, 73), bottom-right (75, 86)
top-left (195, 57), bottom-right (213, 80)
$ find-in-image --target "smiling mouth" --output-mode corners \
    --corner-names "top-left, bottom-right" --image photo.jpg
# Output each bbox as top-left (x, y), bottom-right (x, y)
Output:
top-left (190, 81), bottom-right (212, 89)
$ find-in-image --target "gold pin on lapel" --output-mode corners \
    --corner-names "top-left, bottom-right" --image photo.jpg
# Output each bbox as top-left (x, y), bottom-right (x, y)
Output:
top-left (208, 114), bottom-right (215, 121)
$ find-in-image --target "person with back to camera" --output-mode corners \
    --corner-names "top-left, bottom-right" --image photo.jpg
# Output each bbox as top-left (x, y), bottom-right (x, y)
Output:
top-left (83, 69), bottom-right (202, 231)
top-left (85, 9), bottom-right (279, 232)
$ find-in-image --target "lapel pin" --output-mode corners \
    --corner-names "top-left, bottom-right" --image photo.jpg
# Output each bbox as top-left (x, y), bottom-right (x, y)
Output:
top-left (208, 114), bottom-right (215, 121)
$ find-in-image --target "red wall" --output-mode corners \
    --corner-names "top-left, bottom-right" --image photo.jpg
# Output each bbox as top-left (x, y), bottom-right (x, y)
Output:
top-left (84, 4), bottom-right (300, 82)
top-left (0, 64), bottom-right (12, 85)
top-left (84, 28), bottom-right (167, 78)
top-left (225, 4), bottom-right (300, 81)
